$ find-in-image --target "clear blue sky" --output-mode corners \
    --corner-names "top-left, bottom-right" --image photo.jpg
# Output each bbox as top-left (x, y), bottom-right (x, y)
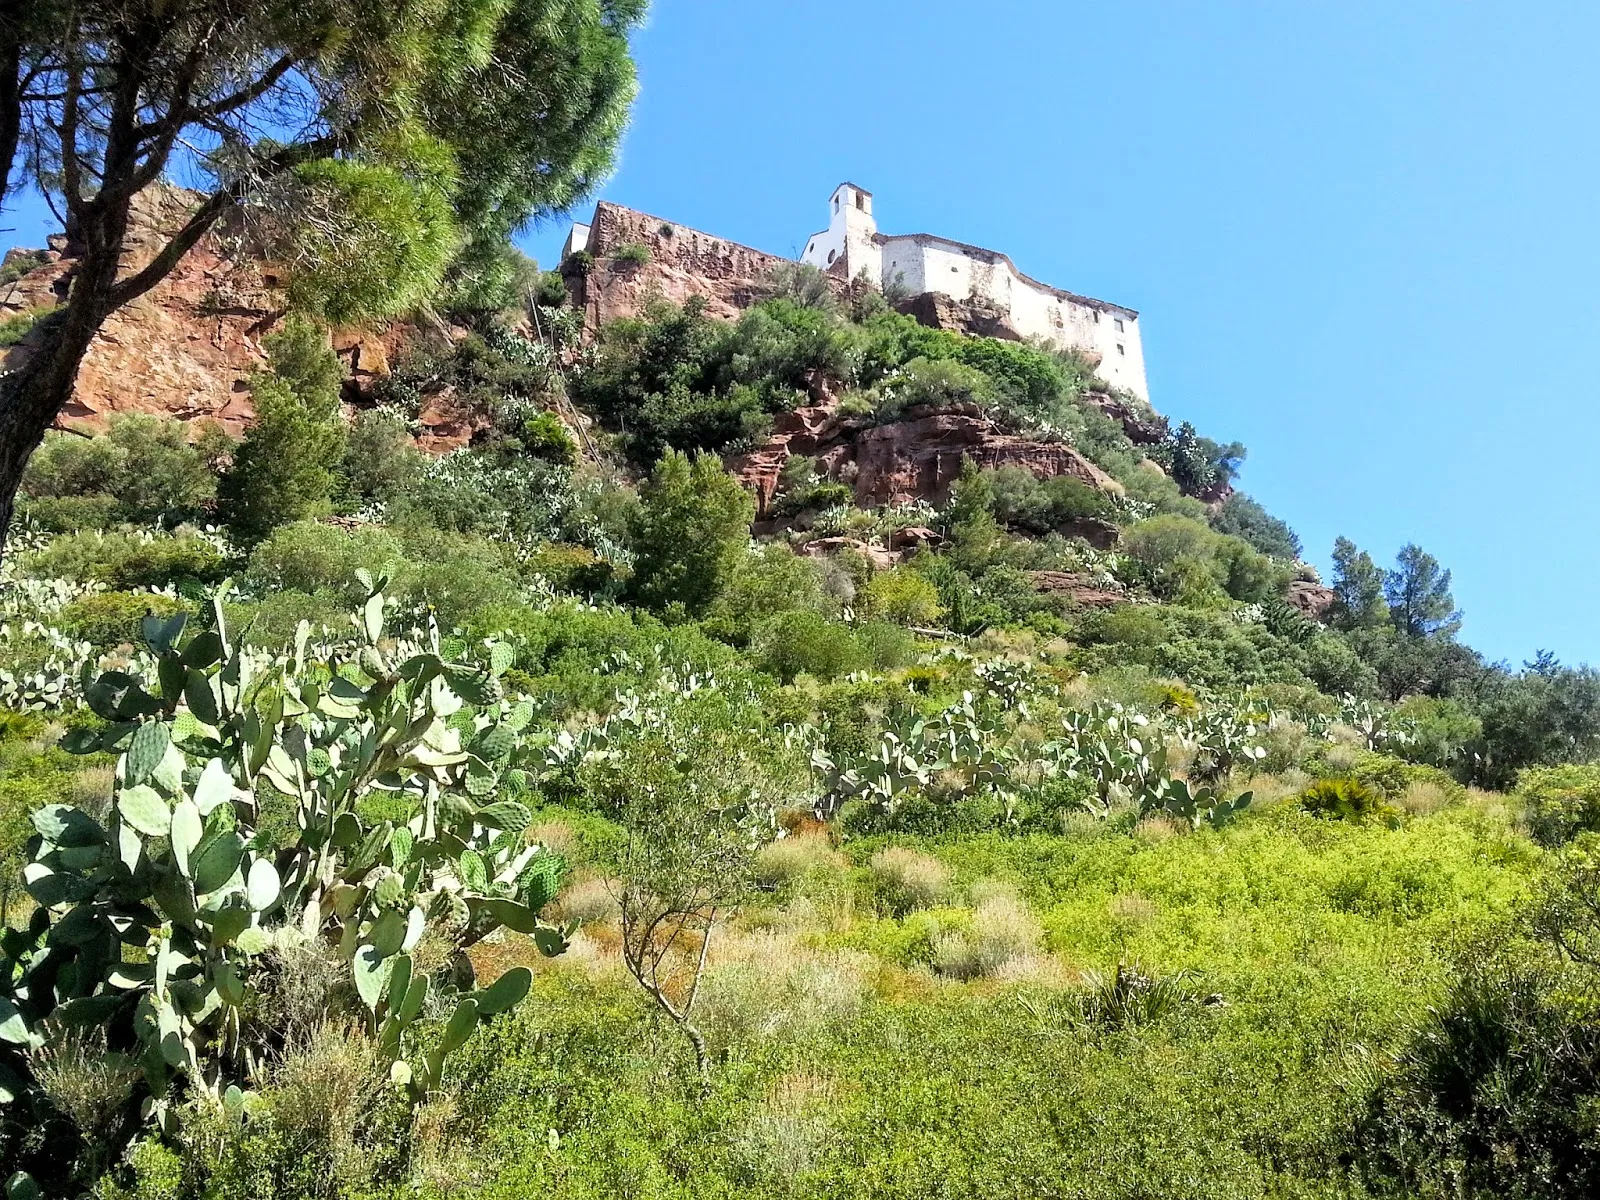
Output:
top-left (6, 1), bottom-right (1598, 667)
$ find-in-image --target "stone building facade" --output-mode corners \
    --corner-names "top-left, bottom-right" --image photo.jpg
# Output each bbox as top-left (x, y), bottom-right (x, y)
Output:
top-left (798, 183), bottom-right (1148, 399)
top-left (563, 182), bottom-right (1150, 399)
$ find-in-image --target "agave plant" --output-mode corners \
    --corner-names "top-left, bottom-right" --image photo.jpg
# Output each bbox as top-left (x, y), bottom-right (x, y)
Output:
top-left (0, 579), bottom-right (570, 1142)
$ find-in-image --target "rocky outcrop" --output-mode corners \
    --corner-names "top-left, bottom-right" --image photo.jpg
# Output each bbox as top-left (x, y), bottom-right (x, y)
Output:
top-left (1057, 516), bottom-right (1120, 550)
top-left (797, 537), bottom-right (898, 571)
top-left (738, 403), bottom-right (1119, 515)
top-left (894, 291), bottom-right (1023, 342)
top-left (1284, 580), bottom-right (1339, 622)
top-left (1027, 572), bottom-right (1128, 608)
top-left (563, 202), bottom-right (795, 331)
top-left (0, 187), bottom-right (281, 437)
top-left (1083, 388), bottom-right (1167, 446)
top-left (730, 401), bottom-right (1120, 516)
top-left (0, 185), bottom-right (430, 441)
top-left (845, 406), bottom-right (1118, 508)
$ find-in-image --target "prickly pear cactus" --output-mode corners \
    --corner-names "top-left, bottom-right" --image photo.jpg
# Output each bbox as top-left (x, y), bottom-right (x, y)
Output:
top-left (0, 582), bottom-right (570, 1127)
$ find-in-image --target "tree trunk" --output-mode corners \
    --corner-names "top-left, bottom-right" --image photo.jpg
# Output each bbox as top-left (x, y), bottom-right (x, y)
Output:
top-left (0, 33), bottom-right (20, 216)
top-left (0, 198), bottom-right (132, 564)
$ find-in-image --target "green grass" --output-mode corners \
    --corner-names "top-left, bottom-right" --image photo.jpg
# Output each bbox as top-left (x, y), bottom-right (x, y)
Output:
top-left (429, 798), bottom-right (1540, 1200)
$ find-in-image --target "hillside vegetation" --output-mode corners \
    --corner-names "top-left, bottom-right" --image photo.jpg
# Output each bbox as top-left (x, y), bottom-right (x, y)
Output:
top-left (5, 264), bottom-right (1600, 1200)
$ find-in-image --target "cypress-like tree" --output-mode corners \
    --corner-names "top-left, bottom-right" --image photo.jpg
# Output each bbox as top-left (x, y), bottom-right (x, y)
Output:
top-left (218, 317), bottom-right (347, 545)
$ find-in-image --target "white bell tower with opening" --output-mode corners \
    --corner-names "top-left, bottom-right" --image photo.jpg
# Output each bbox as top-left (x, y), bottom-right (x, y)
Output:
top-left (800, 183), bottom-right (880, 285)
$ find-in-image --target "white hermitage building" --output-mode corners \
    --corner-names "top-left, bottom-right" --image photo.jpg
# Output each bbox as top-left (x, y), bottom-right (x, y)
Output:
top-left (798, 183), bottom-right (1148, 399)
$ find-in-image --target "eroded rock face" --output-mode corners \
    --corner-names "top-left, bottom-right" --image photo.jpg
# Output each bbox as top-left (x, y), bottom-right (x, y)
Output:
top-left (1284, 579), bottom-right (1339, 623)
top-left (1083, 389), bottom-right (1167, 446)
top-left (0, 187), bottom-right (285, 437)
top-left (0, 185), bottom-right (408, 440)
top-left (730, 400), bottom-right (1120, 516)
top-left (848, 406), bottom-right (1118, 508)
top-left (894, 291), bottom-right (1023, 342)
top-left (1026, 571), bottom-right (1128, 608)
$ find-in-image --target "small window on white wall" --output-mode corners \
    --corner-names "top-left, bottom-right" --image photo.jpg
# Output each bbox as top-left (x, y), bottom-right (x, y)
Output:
top-left (827, 249), bottom-right (836, 264)
top-left (1116, 343), bottom-right (1125, 355)
top-left (1114, 317), bottom-right (1124, 332)
top-left (855, 193), bottom-right (865, 211)
top-left (834, 198), bottom-right (840, 213)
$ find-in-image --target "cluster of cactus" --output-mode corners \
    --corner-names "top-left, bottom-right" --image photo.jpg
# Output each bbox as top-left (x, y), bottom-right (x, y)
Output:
top-left (0, 579), bottom-right (569, 1133)
top-left (1173, 708), bottom-right (1270, 781)
top-left (813, 692), bottom-right (1018, 817)
top-left (1336, 695), bottom-right (1417, 752)
top-left (1040, 705), bottom-right (1169, 812)
top-left (1143, 777), bottom-right (1254, 830)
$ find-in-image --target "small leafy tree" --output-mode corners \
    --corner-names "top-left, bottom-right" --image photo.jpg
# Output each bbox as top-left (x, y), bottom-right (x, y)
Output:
top-left (626, 450), bottom-right (754, 615)
top-left (218, 318), bottom-right (348, 544)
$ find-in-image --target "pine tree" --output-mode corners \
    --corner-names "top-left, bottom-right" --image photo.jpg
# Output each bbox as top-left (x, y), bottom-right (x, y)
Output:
top-left (1330, 536), bottom-right (1388, 629)
top-left (627, 450), bottom-right (755, 614)
top-left (218, 318), bottom-right (348, 545)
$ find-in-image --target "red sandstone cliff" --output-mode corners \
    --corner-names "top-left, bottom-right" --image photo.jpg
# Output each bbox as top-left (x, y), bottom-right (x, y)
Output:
top-left (729, 400), bottom-right (1120, 516)
top-left (0, 187), bottom-right (400, 439)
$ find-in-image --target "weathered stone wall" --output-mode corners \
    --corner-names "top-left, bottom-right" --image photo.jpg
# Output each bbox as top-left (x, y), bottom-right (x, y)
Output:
top-left (564, 201), bottom-right (793, 330)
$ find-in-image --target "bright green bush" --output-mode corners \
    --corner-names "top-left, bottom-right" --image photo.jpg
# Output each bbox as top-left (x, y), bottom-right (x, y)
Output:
top-left (57, 590), bottom-right (188, 647)
top-left (859, 568), bottom-right (944, 627)
top-left (1297, 776), bottom-right (1390, 822)
top-left (245, 520), bottom-right (406, 607)
top-left (1518, 763), bottom-right (1600, 846)
top-left (23, 530), bottom-right (226, 590)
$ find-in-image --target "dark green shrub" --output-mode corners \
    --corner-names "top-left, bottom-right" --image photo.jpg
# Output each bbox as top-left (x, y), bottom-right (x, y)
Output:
top-left (754, 610), bottom-right (868, 682)
top-left (16, 494), bottom-right (120, 533)
top-left (516, 410), bottom-right (578, 465)
top-left (611, 241), bottom-right (651, 265)
top-left (1210, 492), bottom-right (1302, 560)
top-left (245, 521), bottom-right (405, 606)
top-left (338, 407), bottom-right (424, 508)
top-left (1359, 948), bottom-right (1600, 1199)
top-left (58, 591), bottom-right (187, 647)
top-left (22, 531), bottom-right (226, 589)
top-left (219, 315), bottom-right (348, 544)
top-left (22, 415), bottom-right (219, 525)
top-left (534, 270), bottom-right (568, 307)
top-left (626, 450), bottom-right (754, 615)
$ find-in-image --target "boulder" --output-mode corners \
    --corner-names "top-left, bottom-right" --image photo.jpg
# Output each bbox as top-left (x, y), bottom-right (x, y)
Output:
top-left (797, 536), bottom-right (897, 571)
top-left (1056, 516), bottom-right (1120, 550)
top-left (1284, 580), bottom-right (1339, 623)
top-left (1027, 571), bottom-right (1128, 608)
top-left (889, 525), bottom-right (943, 553)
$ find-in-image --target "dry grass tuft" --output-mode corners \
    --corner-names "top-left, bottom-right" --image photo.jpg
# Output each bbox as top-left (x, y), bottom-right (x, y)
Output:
top-left (1132, 814), bottom-right (1185, 845)
top-left (869, 847), bottom-right (951, 913)
top-left (932, 886), bottom-right (1044, 981)
top-left (697, 931), bottom-right (871, 1053)
top-left (754, 833), bottom-right (846, 890)
top-left (550, 874), bottom-right (619, 927)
